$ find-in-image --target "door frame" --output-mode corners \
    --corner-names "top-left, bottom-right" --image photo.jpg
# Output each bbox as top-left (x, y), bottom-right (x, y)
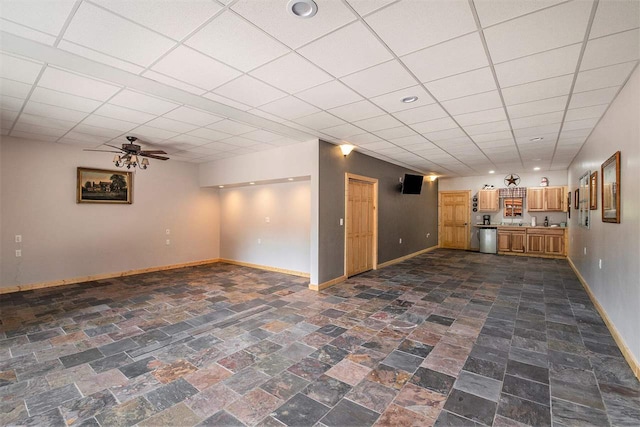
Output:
top-left (438, 190), bottom-right (471, 250)
top-left (344, 173), bottom-right (378, 277)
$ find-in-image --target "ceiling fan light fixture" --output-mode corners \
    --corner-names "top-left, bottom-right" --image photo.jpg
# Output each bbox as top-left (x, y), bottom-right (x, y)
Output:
top-left (288, 0), bottom-right (317, 18)
top-left (401, 96), bottom-right (418, 103)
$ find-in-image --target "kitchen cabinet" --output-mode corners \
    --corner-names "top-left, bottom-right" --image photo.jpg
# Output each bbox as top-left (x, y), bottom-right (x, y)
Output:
top-left (478, 189), bottom-right (499, 212)
top-left (545, 233), bottom-right (565, 255)
top-left (527, 234), bottom-right (545, 254)
top-left (497, 228), bottom-right (525, 253)
top-left (499, 227), bottom-right (566, 257)
top-left (527, 186), bottom-right (567, 212)
top-left (510, 232), bottom-right (526, 252)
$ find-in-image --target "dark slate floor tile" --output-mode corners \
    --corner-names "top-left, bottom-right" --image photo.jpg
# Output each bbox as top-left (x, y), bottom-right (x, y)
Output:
top-left (443, 388), bottom-right (497, 426)
top-left (309, 345), bottom-right (349, 365)
top-left (90, 352), bottom-right (134, 374)
top-left (13, 408), bottom-right (66, 427)
top-left (260, 371), bottom-right (310, 401)
top-left (59, 390), bottom-right (118, 426)
top-left (551, 397), bottom-right (610, 427)
top-left (497, 393), bottom-right (551, 427)
top-left (224, 367), bottom-right (271, 394)
top-left (99, 339), bottom-right (138, 357)
top-left (463, 355), bottom-right (506, 381)
top-left (60, 348), bottom-right (104, 368)
top-left (550, 378), bottom-right (605, 410)
top-left (25, 383), bottom-right (82, 416)
top-left (94, 396), bottom-right (156, 427)
top-left (509, 347), bottom-right (548, 368)
top-left (272, 393), bottom-right (329, 426)
top-left (548, 349), bottom-right (591, 370)
top-left (302, 374), bottom-right (351, 407)
top-left (381, 350), bottom-right (423, 373)
top-left (454, 370), bottom-right (502, 402)
top-left (434, 410), bottom-right (481, 427)
top-left (316, 324), bottom-right (347, 338)
top-left (119, 357), bottom-right (157, 379)
top-left (426, 315), bottom-right (455, 327)
top-left (506, 359), bottom-right (549, 384)
top-left (397, 339), bottom-right (433, 358)
top-left (320, 398), bottom-right (379, 427)
top-left (145, 378), bottom-right (198, 411)
top-left (197, 410), bottom-right (244, 427)
top-left (287, 357), bottom-right (332, 381)
top-left (502, 374), bottom-right (550, 406)
top-left (409, 367), bottom-right (455, 394)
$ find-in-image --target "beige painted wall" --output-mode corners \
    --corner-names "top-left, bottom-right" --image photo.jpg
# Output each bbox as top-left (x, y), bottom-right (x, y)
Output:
top-left (567, 65), bottom-right (640, 364)
top-left (0, 137), bottom-right (220, 288)
top-left (220, 180), bottom-right (310, 274)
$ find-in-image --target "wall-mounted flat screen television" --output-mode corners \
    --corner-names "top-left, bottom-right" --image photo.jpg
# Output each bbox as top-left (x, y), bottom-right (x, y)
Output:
top-left (402, 174), bottom-right (424, 194)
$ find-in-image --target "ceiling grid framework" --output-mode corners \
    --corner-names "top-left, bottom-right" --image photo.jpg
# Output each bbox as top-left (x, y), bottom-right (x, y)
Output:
top-left (0, 0), bottom-right (638, 177)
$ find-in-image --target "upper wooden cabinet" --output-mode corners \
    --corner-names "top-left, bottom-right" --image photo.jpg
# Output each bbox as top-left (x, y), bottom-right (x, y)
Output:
top-left (527, 186), bottom-right (567, 212)
top-left (478, 189), bottom-right (499, 212)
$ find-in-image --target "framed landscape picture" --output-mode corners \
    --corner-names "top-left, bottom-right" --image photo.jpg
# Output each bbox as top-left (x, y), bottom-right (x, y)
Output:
top-left (77, 167), bottom-right (132, 204)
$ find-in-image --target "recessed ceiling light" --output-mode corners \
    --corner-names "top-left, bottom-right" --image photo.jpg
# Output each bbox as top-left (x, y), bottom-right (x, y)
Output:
top-left (287, 0), bottom-right (317, 18)
top-left (218, 185), bottom-right (224, 188)
top-left (288, 178), bottom-right (294, 181)
top-left (401, 96), bottom-right (418, 103)
top-left (489, 170), bottom-right (495, 174)
top-left (529, 137), bottom-right (544, 142)
top-left (249, 182), bottom-right (255, 185)
top-left (534, 167), bottom-right (541, 171)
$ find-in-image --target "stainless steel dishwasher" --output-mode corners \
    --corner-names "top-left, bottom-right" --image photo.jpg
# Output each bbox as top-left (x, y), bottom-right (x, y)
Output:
top-left (479, 227), bottom-right (497, 254)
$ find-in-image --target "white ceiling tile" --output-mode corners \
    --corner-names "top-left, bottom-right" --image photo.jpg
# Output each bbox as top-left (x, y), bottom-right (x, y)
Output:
top-left (242, 129), bottom-right (283, 143)
top-left (232, 0), bottom-right (356, 49)
top-left (94, 104), bottom-right (156, 124)
top-left (510, 111), bottom-right (564, 129)
top-left (401, 32), bottom-right (489, 83)
top-left (423, 127), bottom-right (466, 141)
top-left (188, 128), bottom-right (232, 141)
top-left (109, 90), bottom-right (180, 115)
top-left (186, 11), bottom-right (288, 72)
top-left (590, 0), bottom-right (640, 39)
top-left (0, 109), bottom-right (19, 122)
top-left (17, 113), bottom-right (76, 131)
top-left (165, 134), bottom-right (219, 148)
top-left (24, 101), bottom-right (88, 122)
top-left (508, 96), bottom-right (568, 118)
top-left (202, 92), bottom-right (253, 111)
top-left (560, 128), bottom-right (591, 140)
top-left (390, 134), bottom-right (430, 147)
top-left (0, 53), bottom-right (42, 84)
top-left (580, 29), bottom-right (640, 71)
top-left (57, 40), bottom-right (146, 74)
top-left (473, 0), bottom-right (565, 27)
top-left (38, 67), bottom-right (121, 101)
top-left (501, 75), bottom-right (573, 105)
top-left (10, 130), bottom-right (60, 142)
top-left (293, 112), bottom-right (346, 130)
top-left (353, 114), bottom-right (403, 132)
top-left (296, 80), bottom-right (362, 110)
top-left (321, 123), bottom-right (364, 138)
top-left (0, 78), bottom-right (32, 99)
top-left (81, 114), bottom-right (138, 132)
top-left (484, 1), bottom-right (592, 64)
top-left (250, 53), bottom-right (333, 94)
top-left (357, 140), bottom-right (397, 150)
top-left (370, 86), bottom-right (435, 113)
top-left (327, 100), bottom-right (386, 122)
top-left (206, 120), bottom-right (257, 135)
top-left (151, 46), bottom-right (241, 90)
top-left (455, 108), bottom-right (507, 126)
top-left (574, 62), bottom-right (637, 93)
top-left (495, 44), bottom-right (581, 87)
top-left (411, 117), bottom-right (459, 134)
top-left (513, 124), bottom-right (560, 138)
top-left (426, 67), bottom-right (497, 101)
top-left (298, 21), bottom-right (393, 77)
top-left (392, 104), bottom-right (449, 125)
top-left (346, 133), bottom-right (382, 144)
top-left (365, 0), bottom-right (476, 56)
top-left (63, 2), bottom-right (175, 66)
top-left (475, 137), bottom-right (514, 147)
top-left (92, 0), bottom-right (222, 40)
top-left (222, 135), bottom-right (261, 147)
top-left (73, 123), bottom-right (124, 139)
top-left (562, 117), bottom-right (599, 131)
top-left (29, 87), bottom-right (102, 113)
top-left (141, 70), bottom-right (207, 95)
top-left (340, 60), bottom-right (417, 98)
top-left (565, 104), bottom-right (608, 121)
top-left (0, 19), bottom-right (57, 45)
top-left (213, 75), bottom-right (287, 107)
top-left (442, 91), bottom-right (503, 115)
top-left (569, 87), bottom-right (619, 109)
top-left (258, 96), bottom-right (320, 120)
top-left (145, 117), bottom-right (198, 133)
top-left (373, 126), bottom-right (417, 140)
top-left (0, 0), bottom-right (76, 37)
top-left (247, 108), bottom-right (287, 123)
top-left (0, 95), bottom-right (25, 111)
top-left (163, 106), bottom-right (223, 127)
top-left (129, 125), bottom-right (178, 141)
top-left (465, 121), bottom-right (512, 136)
top-left (345, 0), bottom-right (396, 16)
top-left (58, 135), bottom-right (107, 146)
top-left (13, 122), bottom-right (68, 137)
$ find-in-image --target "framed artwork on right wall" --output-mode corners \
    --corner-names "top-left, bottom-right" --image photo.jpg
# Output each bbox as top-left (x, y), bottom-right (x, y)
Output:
top-left (602, 151), bottom-right (621, 223)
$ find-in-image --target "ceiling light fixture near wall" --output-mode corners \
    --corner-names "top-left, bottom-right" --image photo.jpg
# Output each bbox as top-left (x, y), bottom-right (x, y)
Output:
top-left (340, 144), bottom-right (355, 156)
top-left (287, 0), bottom-right (317, 18)
top-left (534, 167), bottom-right (541, 171)
top-left (401, 96), bottom-right (418, 103)
top-left (489, 170), bottom-right (495, 174)
top-left (219, 185), bottom-right (224, 188)
top-left (250, 182), bottom-right (255, 185)
top-left (429, 175), bottom-right (438, 182)
top-left (529, 137), bottom-right (544, 142)
top-left (288, 178), bottom-right (294, 181)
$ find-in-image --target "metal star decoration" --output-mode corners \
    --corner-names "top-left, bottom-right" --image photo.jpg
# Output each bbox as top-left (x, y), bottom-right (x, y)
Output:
top-left (504, 174), bottom-right (520, 187)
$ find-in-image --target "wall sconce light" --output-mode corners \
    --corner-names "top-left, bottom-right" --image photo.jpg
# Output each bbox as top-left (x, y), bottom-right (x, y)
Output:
top-left (340, 144), bottom-right (355, 156)
top-left (429, 175), bottom-right (438, 182)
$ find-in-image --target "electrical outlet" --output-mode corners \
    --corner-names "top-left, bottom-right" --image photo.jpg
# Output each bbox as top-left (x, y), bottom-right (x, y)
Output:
top-left (166, 239), bottom-right (171, 246)
top-left (339, 218), bottom-right (343, 226)
top-left (15, 235), bottom-right (22, 243)
top-left (599, 259), bottom-right (602, 269)
top-left (426, 233), bottom-right (430, 238)
top-left (399, 238), bottom-right (402, 244)
top-left (584, 247), bottom-right (587, 255)
top-left (15, 249), bottom-right (21, 257)
top-left (165, 229), bottom-right (170, 235)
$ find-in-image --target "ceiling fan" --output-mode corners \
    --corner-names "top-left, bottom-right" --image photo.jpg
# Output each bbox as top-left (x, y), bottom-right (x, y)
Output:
top-left (84, 136), bottom-right (169, 169)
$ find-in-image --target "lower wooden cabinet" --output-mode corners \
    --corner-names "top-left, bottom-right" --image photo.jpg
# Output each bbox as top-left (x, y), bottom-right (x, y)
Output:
top-left (527, 234), bottom-right (545, 254)
top-left (511, 232), bottom-right (526, 252)
top-left (498, 227), bottom-right (566, 257)
top-left (545, 234), bottom-right (565, 255)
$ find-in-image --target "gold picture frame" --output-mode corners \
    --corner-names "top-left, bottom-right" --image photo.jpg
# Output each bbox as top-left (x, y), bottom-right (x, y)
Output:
top-left (590, 171), bottom-right (597, 210)
top-left (601, 151), bottom-right (620, 223)
top-left (77, 167), bottom-right (132, 204)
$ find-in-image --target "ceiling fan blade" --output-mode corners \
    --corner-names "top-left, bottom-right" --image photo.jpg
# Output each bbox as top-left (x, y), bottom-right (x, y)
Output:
top-left (104, 144), bottom-right (123, 150)
top-left (140, 153), bottom-right (170, 160)
top-left (83, 149), bottom-right (122, 153)
top-left (139, 150), bottom-right (167, 155)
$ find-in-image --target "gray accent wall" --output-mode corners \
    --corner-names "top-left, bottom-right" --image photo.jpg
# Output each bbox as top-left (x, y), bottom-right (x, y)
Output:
top-left (318, 140), bottom-right (438, 284)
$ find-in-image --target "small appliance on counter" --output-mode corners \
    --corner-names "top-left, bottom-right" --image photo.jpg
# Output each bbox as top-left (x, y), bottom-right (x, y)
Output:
top-left (483, 215), bottom-right (491, 225)
top-left (531, 216), bottom-right (537, 227)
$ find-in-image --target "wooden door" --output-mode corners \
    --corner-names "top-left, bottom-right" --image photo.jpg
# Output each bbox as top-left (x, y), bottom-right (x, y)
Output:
top-left (527, 188), bottom-right (545, 211)
top-left (545, 235), bottom-right (564, 255)
top-left (545, 187), bottom-right (564, 211)
top-left (439, 191), bottom-right (470, 249)
top-left (346, 177), bottom-right (376, 277)
top-left (511, 232), bottom-right (526, 252)
top-left (498, 232), bottom-right (511, 252)
top-left (527, 234), bottom-right (545, 254)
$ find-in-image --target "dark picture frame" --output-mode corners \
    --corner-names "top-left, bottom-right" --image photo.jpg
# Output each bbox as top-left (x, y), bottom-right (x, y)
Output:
top-left (567, 191), bottom-right (571, 219)
top-left (77, 167), bottom-right (132, 204)
top-left (574, 188), bottom-right (579, 210)
top-left (602, 151), bottom-right (621, 223)
top-left (590, 171), bottom-right (598, 210)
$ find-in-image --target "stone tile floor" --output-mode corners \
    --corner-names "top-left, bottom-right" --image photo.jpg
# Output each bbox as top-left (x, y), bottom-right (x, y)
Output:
top-left (1, 249), bottom-right (639, 426)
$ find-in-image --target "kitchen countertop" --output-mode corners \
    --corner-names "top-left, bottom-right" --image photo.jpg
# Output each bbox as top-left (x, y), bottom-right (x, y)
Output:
top-left (475, 224), bottom-right (567, 229)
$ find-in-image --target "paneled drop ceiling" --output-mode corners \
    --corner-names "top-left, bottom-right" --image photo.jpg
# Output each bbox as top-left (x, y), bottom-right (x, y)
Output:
top-left (0, 0), bottom-right (638, 177)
